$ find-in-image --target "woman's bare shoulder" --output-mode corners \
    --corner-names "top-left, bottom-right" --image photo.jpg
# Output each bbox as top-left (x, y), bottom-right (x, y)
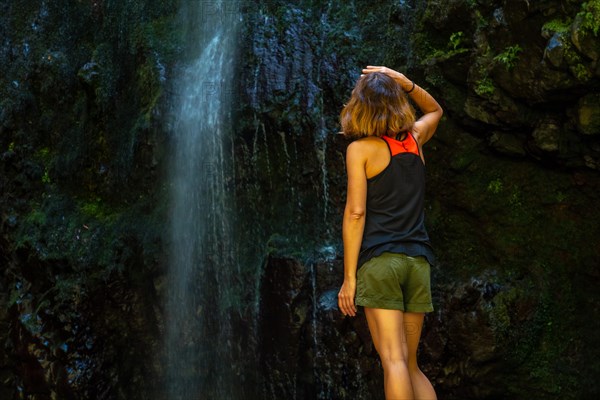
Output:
top-left (348, 136), bottom-right (386, 153)
top-left (346, 137), bottom-right (387, 166)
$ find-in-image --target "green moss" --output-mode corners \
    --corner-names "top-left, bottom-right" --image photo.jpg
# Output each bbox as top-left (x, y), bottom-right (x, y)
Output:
top-left (432, 141), bottom-right (599, 395)
top-left (485, 284), bottom-right (543, 362)
top-left (475, 76), bottom-right (495, 96)
top-left (563, 43), bottom-right (582, 64)
top-left (473, 9), bottom-right (488, 29)
top-left (137, 61), bottom-right (161, 111)
top-left (79, 197), bottom-right (121, 224)
top-left (15, 189), bottom-right (167, 275)
top-left (35, 147), bottom-right (53, 185)
top-left (577, 0), bottom-right (600, 36)
top-left (24, 206), bottom-right (47, 227)
top-left (486, 178), bottom-right (503, 193)
top-left (508, 188), bottom-right (522, 208)
top-left (555, 191), bottom-right (568, 203)
top-left (36, 147), bottom-right (51, 162)
top-left (493, 45), bottom-right (522, 70)
top-left (138, 16), bottom-right (184, 62)
top-left (553, 39), bottom-right (595, 81)
top-left (41, 170), bottom-right (51, 184)
top-left (80, 198), bottom-right (102, 218)
top-left (542, 18), bottom-right (572, 35)
top-left (512, 283), bottom-right (582, 396)
top-left (570, 63), bottom-right (593, 81)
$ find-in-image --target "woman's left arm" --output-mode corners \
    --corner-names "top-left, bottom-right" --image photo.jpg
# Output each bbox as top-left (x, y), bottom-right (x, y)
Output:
top-left (338, 140), bottom-right (368, 317)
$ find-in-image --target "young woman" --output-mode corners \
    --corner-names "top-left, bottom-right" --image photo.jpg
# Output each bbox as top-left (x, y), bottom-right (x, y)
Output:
top-left (337, 66), bottom-right (443, 400)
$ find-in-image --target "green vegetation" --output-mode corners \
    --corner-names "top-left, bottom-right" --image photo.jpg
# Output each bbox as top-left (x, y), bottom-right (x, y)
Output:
top-left (449, 31), bottom-right (464, 50)
top-left (24, 206), bottom-right (47, 227)
top-left (429, 138), bottom-right (600, 397)
top-left (494, 45), bottom-right (522, 70)
top-left (557, 35), bottom-right (594, 81)
top-left (16, 190), bottom-right (166, 274)
top-left (508, 189), bottom-right (522, 208)
top-left (80, 197), bottom-right (106, 219)
top-left (473, 8), bottom-right (489, 29)
top-left (36, 148), bottom-right (53, 184)
top-left (475, 76), bottom-right (495, 96)
top-left (571, 63), bottom-right (593, 81)
top-left (424, 31), bottom-right (470, 63)
top-left (555, 191), bottom-right (568, 203)
top-left (487, 178), bottom-right (503, 193)
top-left (561, 41), bottom-right (593, 81)
top-left (577, 0), bottom-right (600, 36)
top-left (42, 170), bottom-right (51, 184)
top-left (540, 16), bottom-right (595, 82)
top-left (542, 18), bottom-right (572, 35)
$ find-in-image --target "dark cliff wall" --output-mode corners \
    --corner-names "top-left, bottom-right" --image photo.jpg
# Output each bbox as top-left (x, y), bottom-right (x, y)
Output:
top-left (0, 0), bottom-right (598, 399)
top-left (241, 0), bottom-right (600, 399)
top-left (0, 1), bottom-right (181, 398)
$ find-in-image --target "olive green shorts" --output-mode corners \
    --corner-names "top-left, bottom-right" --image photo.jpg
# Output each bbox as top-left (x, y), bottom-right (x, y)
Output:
top-left (356, 252), bottom-right (433, 313)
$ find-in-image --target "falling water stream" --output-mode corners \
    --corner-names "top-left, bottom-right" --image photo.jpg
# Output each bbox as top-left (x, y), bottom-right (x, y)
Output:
top-left (165, 1), bottom-right (240, 399)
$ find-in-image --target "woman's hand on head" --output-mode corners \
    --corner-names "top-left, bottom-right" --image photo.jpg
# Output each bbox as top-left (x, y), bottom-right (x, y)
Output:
top-left (361, 66), bottom-right (412, 91)
top-left (338, 278), bottom-right (358, 317)
top-left (362, 65), bottom-right (403, 80)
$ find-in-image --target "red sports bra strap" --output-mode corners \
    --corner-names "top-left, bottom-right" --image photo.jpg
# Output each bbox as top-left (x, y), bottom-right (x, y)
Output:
top-left (382, 133), bottom-right (419, 157)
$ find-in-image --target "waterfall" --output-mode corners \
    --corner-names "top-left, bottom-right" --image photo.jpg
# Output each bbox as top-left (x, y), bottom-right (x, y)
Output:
top-left (165, 1), bottom-right (239, 399)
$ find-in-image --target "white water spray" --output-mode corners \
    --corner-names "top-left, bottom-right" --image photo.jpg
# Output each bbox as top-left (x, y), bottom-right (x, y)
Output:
top-left (165, 1), bottom-right (239, 398)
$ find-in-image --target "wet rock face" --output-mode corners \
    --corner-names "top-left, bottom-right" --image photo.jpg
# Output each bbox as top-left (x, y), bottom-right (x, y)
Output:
top-left (531, 118), bottom-right (562, 153)
top-left (258, 251), bottom-right (546, 399)
top-left (0, 0), bottom-right (177, 398)
top-left (259, 255), bottom-right (314, 398)
top-left (0, 236), bottom-right (165, 399)
top-left (571, 10), bottom-right (600, 62)
top-left (246, 1), bottom-right (600, 399)
top-left (415, 0), bottom-right (600, 168)
top-left (258, 251), bottom-right (381, 399)
top-left (577, 93), bottom-right (600, 135)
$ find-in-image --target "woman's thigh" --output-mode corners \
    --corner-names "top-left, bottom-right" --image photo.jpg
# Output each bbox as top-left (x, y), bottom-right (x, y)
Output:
top-left (364, 307), bottom-right (408, 361)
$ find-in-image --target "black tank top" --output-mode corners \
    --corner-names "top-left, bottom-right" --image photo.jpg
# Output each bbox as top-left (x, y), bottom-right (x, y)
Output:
top-left (357, 133), bottom-right (435, 267)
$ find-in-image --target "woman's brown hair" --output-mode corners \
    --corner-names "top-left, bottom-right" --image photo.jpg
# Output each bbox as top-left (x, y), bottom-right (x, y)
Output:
top-left (340, 72), bottom-right (415, 139)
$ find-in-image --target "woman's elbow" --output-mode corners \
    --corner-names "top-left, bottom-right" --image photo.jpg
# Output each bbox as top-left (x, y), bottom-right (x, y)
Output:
top-left (346, 208), bottom-right (365, 221)
top-left (433, 103), bottom-right (443, 118)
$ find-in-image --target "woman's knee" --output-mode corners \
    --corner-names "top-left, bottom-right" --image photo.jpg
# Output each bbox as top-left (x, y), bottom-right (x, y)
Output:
top-left (380, 357), bottom-right (410, 376)
top-left (378, 348), bottom-right (409, 367)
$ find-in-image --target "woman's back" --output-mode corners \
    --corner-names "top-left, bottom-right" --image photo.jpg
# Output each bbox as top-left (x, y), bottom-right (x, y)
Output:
top-left (358, 133), bottom-right (434, 268)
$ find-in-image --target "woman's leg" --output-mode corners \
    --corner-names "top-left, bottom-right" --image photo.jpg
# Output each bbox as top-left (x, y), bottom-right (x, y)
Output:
top-left (364, 307), bottom-right (414, 400)
top-left (404, 312), bottom-right (437, 399)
